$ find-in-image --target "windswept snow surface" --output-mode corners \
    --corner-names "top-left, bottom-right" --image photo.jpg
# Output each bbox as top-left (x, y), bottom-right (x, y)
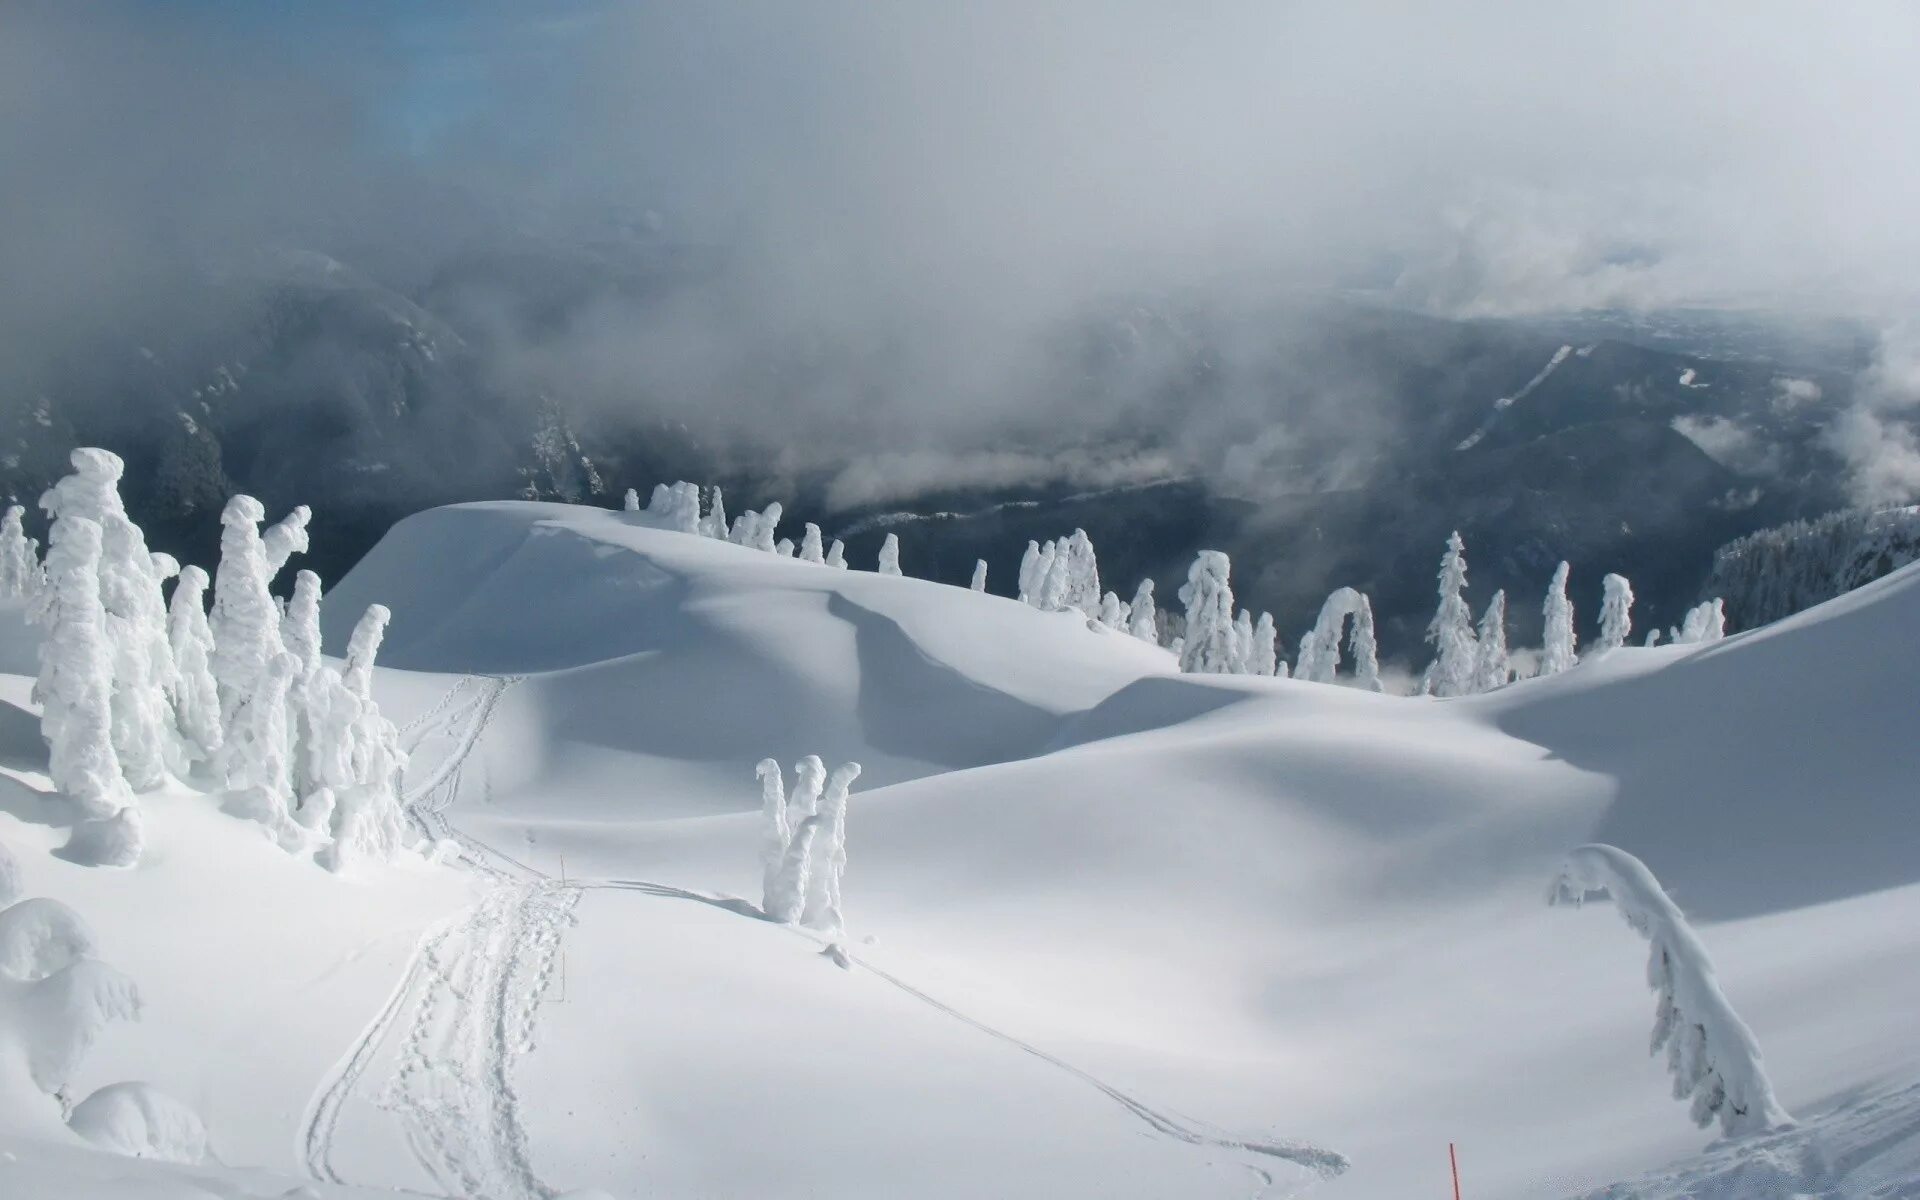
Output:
top-left (3, 501), bottom-right (1918, 1198)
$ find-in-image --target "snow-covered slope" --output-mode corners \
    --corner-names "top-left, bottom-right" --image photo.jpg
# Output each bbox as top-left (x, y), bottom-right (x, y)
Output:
top-left (5, 500), bottom-right (1917, 1199)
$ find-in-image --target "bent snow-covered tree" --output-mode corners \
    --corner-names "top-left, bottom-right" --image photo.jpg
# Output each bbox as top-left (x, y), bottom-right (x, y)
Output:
top-left (1550, 844), bottom-right (1794, 1138)
top-left (209, 496), bottom-right (288, 738)
top-left (1541, 562), bottom-right (1578, 675)
top-left (1596, 573), bottom-right (1635, 655)
top-left (1177, 551), bottom-right (1237, 674)
top-left (311, 606), bottom-right (406, 871)
top-left (801, 762), bottom-right (862, 935)
top-left (1421, 532), bottom-right (1479, 697)
top-left (876, 533), bottom-right (902, 576)
top-left (1296, 587), bottom-right (1379, 690)
top-left (164, 566), bottom-right (222, 769)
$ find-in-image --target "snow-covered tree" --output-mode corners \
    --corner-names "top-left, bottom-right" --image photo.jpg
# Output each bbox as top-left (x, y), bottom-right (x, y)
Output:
top-left (1420, 532), bottom-right (1479, 697)
top-left (622, 488), bottom-right (640, 513)
top-left (0, 505), bottom-right (40, 599)
top-left (1675, 598), bottom-right (1727, 645)
top-left (0, 890), bottom-right (143, 1112)
top-left (1596, 573), bottom-right (1635, 655)
top-left (970, 560), bottom-right (988, 592)
top-left (32, 518), bottom-right (128, 820)
top-left (766, 818), bottom-right (817, 925)
top-left (1128, 579), bottom-right (1159, 643)
top-left (876, 533), bottom-right (902, 576)
top-left (1347, 594), bottom-right (1381, 692)
top-left (801, 762), bottom-right (861, 934)
top-left (751, 502), bottom-right (783, 553)
top-left (220, 650), bottom-right (313, 851)
top-left (646, 482), bottom-right (701, 534)
top-left (261, 505), bottom-right (311, 578)
top-left (775, 538), bottom-right (794, 558)
top-left (1250, 612), bottom-right (1279, 676)
top-left (800, 524), bottom-right (826, 565)
top-left (1017, 541), bottom-right (1042, 603)
top-left (1297, 587), bottom-right (1380, 690)
top-left (312, 606), bottom-right (405, 871)
top-left (756, 758), bottom-right (790, 915)
top-left (164, 566), bottom-right (221, 769)
top-left (209, 496), bottom-right (286, 744)
top-left (281, 571), bottom-right (325, 796)
top-left (1177, 551), bottom-right (1237, 674)
top-left (825, 539), bottom-right (848, 570)
top-left (1541, 561), bottom-right (1578, 675)
top-left (1049, 530), bottom-right (1101, 617)
top-left (1473, 590), bottom-right (1511, 693)
top-left (1550, 844), bottom-right (1795, 1137)
top-left (1230, 610), bottom-right (1254, 673)
top-left (1096, 591), bottom-right (1125, 628)
top-left (700, 487), bottom-right (728, 540)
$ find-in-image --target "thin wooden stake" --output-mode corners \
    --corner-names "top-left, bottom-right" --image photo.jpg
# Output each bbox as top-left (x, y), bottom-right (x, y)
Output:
top-left (1450, 1142), bottom-right (1462, 1200)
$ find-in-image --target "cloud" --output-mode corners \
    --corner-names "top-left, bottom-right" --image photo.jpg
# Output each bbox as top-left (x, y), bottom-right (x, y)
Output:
top-left (1671, 415), bottom-right (1780, 477)
top-left (1827, 325), bottom-right (1920, 508)
top-left (821, 448), bottom-right (1176, 513)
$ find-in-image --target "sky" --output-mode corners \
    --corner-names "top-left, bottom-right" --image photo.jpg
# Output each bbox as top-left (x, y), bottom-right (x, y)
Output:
top-left (6, 2), bottom-right (1920, 499)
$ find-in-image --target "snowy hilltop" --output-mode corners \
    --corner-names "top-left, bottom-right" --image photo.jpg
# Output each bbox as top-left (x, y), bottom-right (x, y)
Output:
top-left (0, 471), bottom-right (1916, 1199)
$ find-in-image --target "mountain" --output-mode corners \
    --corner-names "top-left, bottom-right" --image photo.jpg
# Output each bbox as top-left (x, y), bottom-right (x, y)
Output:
top-left (0, 237), bottom-right (1869, 658)
top-left (3, 499), bottom-right (1915, 1198)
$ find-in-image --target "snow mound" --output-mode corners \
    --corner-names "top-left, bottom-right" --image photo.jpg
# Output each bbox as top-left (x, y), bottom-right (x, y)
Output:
top-left (56, 808), bottom-right (143, 869)
top-left (0, 897), bottom-right (96, 981)
top-left (68, 1081), bottom-right (209, 1164)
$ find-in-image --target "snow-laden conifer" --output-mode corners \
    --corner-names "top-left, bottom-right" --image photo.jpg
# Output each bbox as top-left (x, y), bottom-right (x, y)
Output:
top-left (1297, 587), bottom-right (1380, 689)
top-left (165, 566), bottom-right (221, 769)
top-left (1473, 589), bottom-right (1511, 693)
top-left (651, 482), bottom-right (700, 533)
top-left (281, 571), bottom-right (325, 796)
top-left (1128, 579), bottom-right (1158, 642)
top-left (1050, 529), bottom-right (1101, 616)
top-left (622, 488), bottom-right (639, 513)
top-left (1596, 573), bottom-right (1635, 655)
top-left (1420, 531), bottom-right (1479, 697)
top-left (700, 487), bottom-right (728, 539)
top-left (970, 560), bottom-right (988, 592)
top-left (1230, 610), bottom-right (1254, 673)
top-left (1550, 844), bottom-right (1794, 1137)
top-left (751, 502), bottom-right (783, 553)
top-left (1177, 551), bottom-right (1237, 673)
top-left (800, 524), bottom-right (826, 564)
top-left (877, 532), bottom-right (902, 576)
top-left (312, 605), bottom-right (405, 871)
top-left (802, 762), bottom-right (861, 934)
top-left (1347, 594), bottom-right (1382, 692)
top-left (1026, 540), bottom-right (1058, 607)
top-left (33, 518), bottom-right (129, 820)
top-left (775, 538), bottom-right (794, 558)
top-left (209, 496), bottom-right (286, 744)
top-left (1017, 541), bottom-right (1042, 603)
top-left (1251, 612), bottom-right (1279, 676)
top-left (221, 651), bottom-right (307, 851)
top-left (1096, 591), bottom-right (1125, 629)
top-left (1541, 561), bottom-right (1578, 675)
top-left (756, 759), bottom-right (791, 915)
top-left (261, 505), bottom-right (311, 578)
top-left (766, 817), bottom-right (817, 925)
top-left (825, 539), bottom-right (848, 570)
top-left (0, 505), bottom-right (40, 599)
top-left (1675, 598), bottom-right (1727, 645)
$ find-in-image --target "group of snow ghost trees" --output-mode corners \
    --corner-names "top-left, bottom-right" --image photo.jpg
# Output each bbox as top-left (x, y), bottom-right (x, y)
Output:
top-left (757, 756), bottom-right (862, 939)
top-left (6, 448), bottom-right (406, 870)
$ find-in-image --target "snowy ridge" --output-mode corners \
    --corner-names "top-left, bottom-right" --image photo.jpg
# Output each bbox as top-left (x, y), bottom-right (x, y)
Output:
top-left (1457, 343), bottom-right (1574, 449)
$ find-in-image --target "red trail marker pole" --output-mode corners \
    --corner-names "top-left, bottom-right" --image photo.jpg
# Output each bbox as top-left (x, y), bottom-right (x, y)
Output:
top-left (1449, 1142), bottom-right (1462, 1200)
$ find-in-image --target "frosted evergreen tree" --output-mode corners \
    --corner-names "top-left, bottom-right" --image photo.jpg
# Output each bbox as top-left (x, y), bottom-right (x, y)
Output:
top-left (825, 539), bottom-right (848, 570)
top-left (209, 496), bottom-right (285, 739)
top-left (1128, 579), bottom-right (1158, 642)
top-left (312, 605), bottom-right (405, 871)
top-left (1551, 844), bottom-right (1794, 1137)
top-left (970, 560), bottom-right (988, 592)
top-left (756, 759), bottom-right (791, 914)
top-left (1675, 598), bottom-right (1727, 644)
top-left (1017, 541), bottom-right (1042, 603)
top-left (649, 482), bottom-right (701, 533)
top-left (751, 502), bottom-right (783, 553)
top-left (33, 518), bottom-right (129, 820)
top-left (1347, 593), bottom-right (1382, 692)
top-left (1055, 530), bottom-right (1101, 616)
top-left (1176, 551), bottom-right (1237, 674)
top-left (800, 524), bottom-right (826, 564)
top-left (1251, 612), bottom-right (1279, 676)
top-left (622, 488), bottom-right (639, 513)
top-left (802, 762), bottom-right (862, 934)
top-left (1596, 573), bottom-right (1635, 655)
top-left (766, 816), bottom-right (818, 925)
top-left (260, 505), bottom-right (311, 578)
top-left (1541, 561), bottom-right (1578, 675)
top-left (1298, 588), bottom-right (1373, 685)
top-left (1473, 590), bottom-right (1511, 693)
top-left (1097, 591), bottom-right (1125, 629)
top-left (281, 571), bottom-right (325, 796)
top-left (165, 566), bottom-right (222, 770)
top-left (700, 487), bottom-right (728, 539)
top-left (1230, 610), bottom-right (1255, 673)
top-left (1421, 532), bottom-right (1479, 697)
top-left (221, 651), bottom-right (307, 851)
top-left (647, 483), bottom-right (672, 512)
top-left (1026, 540), bottom-right (1058, 607)
top-left (877, 532), bottom-right (902, 575)
top-left (0, 505), bottom-right (40, 599)
top-left (775, 538), bottom-right (795, 558)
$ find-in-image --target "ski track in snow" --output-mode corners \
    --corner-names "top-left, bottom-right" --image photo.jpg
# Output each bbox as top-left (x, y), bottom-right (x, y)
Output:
top-left (309, 672), bottom-right (1342, 1197)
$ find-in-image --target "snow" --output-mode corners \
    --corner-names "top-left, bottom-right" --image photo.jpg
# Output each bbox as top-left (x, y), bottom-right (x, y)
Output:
top-left (2, 498), bottom-right (1918, 1199)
